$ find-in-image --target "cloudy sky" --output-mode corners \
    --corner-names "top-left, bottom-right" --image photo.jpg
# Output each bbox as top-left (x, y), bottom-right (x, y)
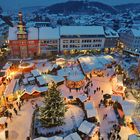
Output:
top-left (0, 0), bottom-right (140, 11)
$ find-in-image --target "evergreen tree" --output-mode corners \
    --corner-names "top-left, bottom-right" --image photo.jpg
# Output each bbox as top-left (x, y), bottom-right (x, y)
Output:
top-left (39, 82), bottom-right (67, 128)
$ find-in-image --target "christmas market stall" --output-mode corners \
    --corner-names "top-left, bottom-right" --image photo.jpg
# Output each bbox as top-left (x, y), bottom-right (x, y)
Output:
top-left (78, 55), bottom-right (114, 78)
top-left (4, 79), bottom-right (18, 101)
top-left (20, 86), bottom-right (48, 100)
top-left (64, 132), bottom-right (82, 140)
top-left (19, 62), bottom-right (35, 73)
top-left (58, 67), bottom-right (85, 89)
top-left (43, 74), bottom-right (65, 86)
top-left (84, 102), bottom-right (97, 122)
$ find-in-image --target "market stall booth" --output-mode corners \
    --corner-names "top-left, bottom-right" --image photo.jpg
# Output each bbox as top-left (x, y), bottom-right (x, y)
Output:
top-left (18, 62), bottom-right (35, 73)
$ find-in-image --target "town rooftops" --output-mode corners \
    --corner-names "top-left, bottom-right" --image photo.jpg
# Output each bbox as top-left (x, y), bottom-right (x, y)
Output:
top-left (104, 27), bottom-right (119, 38)
top-left (8, 26), bottom-right (106, 41)
top-left (39, 27), bottom-right (60, 40)
top-left (131, 28), bottom-right (140, 37)
top-left (60, 26), bottom-right (104, 36)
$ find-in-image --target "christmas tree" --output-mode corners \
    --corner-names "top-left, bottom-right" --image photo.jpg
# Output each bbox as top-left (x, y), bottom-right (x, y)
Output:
top-left (39, 82), bottom-right (67, 128)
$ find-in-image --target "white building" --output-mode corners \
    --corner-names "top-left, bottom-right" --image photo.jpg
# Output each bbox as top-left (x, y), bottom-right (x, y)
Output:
top-left (8, 25), bottom-right (119, 57)
top-left (120, 28), bottom-right (140, 56)
top-left (60, 26), bottom-right (105, 52)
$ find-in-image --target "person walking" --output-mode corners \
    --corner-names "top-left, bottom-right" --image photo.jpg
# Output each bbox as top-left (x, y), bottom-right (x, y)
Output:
top-left (13, 108), bottom-right (18, 115)
top-left (18, 103), bottom-right (21, 111)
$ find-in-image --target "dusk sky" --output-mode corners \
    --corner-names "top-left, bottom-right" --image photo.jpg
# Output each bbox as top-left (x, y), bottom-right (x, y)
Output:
top-left (0, 0), bottom-right (140, 11)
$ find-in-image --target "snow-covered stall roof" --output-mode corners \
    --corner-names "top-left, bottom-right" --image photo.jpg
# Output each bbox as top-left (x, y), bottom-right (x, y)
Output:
top-left (111, 94), bottom-right (123, 103)
top-left (84, 102), bottom-right (96, 118)
top-left (48, 64), bottom-right (59, 72)
top-left (78, 120), bottom-right (95, 136)
top-left (22, 85), bottom-right (48, 95)
top-left (78, 55), bottom-right (114, 73)
top-left (64, 132), bottom-right (82, 140)
top-left (28, 27), bottom-right (38, 40)
top-left (36, 76), bottom-right (47, 86)
top-left (128, 134), bottom-right (140, 140)
top-left (60, 26), bottom-right (104, 36)
top-left (43, 74), bottom-right (64, 84)
top-left (8, 27), bottom-right (18, 40)
top-left (4, 79), bottom-right (17, 96)
top-left (121, 100), bottom-right (137, 116)
top-left (24, 73), bottom-right (33, 78)
top-left (23, 78), bottom-right (28, 85)
top-left (57, 67), bottom-right (84, 81)
top-left (2, 62), bottom-right (12, 70)
top-left (28, 77), bottom-right (35, 82)
top-left (31, 69), bottom-right (41, 77)
top-left (34, 136), bottom-right (63, 140)
top-left (77, 94), bottom-right (88, 103)
top-left (39, 27), bottom-right (60, 40)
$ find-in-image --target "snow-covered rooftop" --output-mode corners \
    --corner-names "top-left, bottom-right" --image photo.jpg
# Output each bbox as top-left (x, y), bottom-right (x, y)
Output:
top-left (39, 27), bottom-right (60, 39)
top-left (60, 26), bottom-right (104, 36)
top-left (104, 27), bottom-right (119, 38)
top-left (78, 120), bottom-right (95, 136)
top-left (131, 28), bottom-right (140, 37)
top-left (8, 27), bottom-right (18, 40)
top-left (28, 27), bottom-right (38, 40)
top-left (64, 132), bottom-right (82, 140)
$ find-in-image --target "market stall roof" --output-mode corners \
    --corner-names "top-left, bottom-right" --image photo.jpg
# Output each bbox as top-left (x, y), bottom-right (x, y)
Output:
top-left (2, 62), bottom-right (12, 70)
top-left (64, 132), bottom-right (82, 140)
top-left (31, 69), bottom-right (41, 77)
top-left (84, 102), bottom-right (96, 118)
top-left (24, 73), bottom-right (33, 78)
top-left (36, 76), bottom-right (47, 86)
top-left (78, 120), bottom-right (95, 136)
top-left (78, 55), bottom-right (114, 73)
top-left (128, 134), bottom-right (140, 140)
top-left (111, 94), bottom-right (123, 103)
top-left (43, 74), bottom-right (64, 84)
top-left (58, 67), bottom-right (84, 81)
top-left (121, 100), bottom-right (137, 116)
top-left (84, 102), bottom-right (94, 110)
top-left (28, 77), bottom-right (35, 82)
top-left (34, 136), bottom-right (63, 140)
top-left (4, 79), bottom-right (17, 96)
top-left (22, 85), bottom-right (48, 95)
top-left (77, 94), bottom-right (88, 103)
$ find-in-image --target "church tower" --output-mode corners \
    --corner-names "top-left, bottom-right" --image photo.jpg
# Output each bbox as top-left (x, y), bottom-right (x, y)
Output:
top-left (17, 11), bottom-right (27, 40)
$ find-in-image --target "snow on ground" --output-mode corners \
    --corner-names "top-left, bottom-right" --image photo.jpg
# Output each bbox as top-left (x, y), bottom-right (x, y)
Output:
top-left (36, 105), bottom-right (85, 137)
top-left (1, 57), bottom-right (137, 140)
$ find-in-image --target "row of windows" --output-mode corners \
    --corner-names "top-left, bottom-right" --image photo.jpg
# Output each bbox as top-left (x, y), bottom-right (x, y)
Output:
top-left (63, 44), bottom-right (102, 48)
top-left (63, 39), bottom-right (102, 43)
top-left (40, 40), bottom-right (57, 44)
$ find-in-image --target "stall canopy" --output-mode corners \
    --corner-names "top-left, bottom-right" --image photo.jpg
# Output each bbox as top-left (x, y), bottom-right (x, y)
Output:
top-left (4, 79), bottom-right (17, 96)
top-left (36, 76), bottom-right (47, 86)
top-left (64, 132), bottom-right (82, 140)
top-left (128, 134), bottom-right (140, 140)
top-left (31, 69), bottom-right (41, 77)
top-left (78, 120), bottom-right (95, 136)
top-left (34, 136), bottom-right (63, 140)
top-left (111, 94), bottom-right (123, 103)
top-left (77, 94), bottom-right (88, 103)
top-left (121, 100), bottom-right (137, 116)
top-left (84, 102), bottom-right (96, 118)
